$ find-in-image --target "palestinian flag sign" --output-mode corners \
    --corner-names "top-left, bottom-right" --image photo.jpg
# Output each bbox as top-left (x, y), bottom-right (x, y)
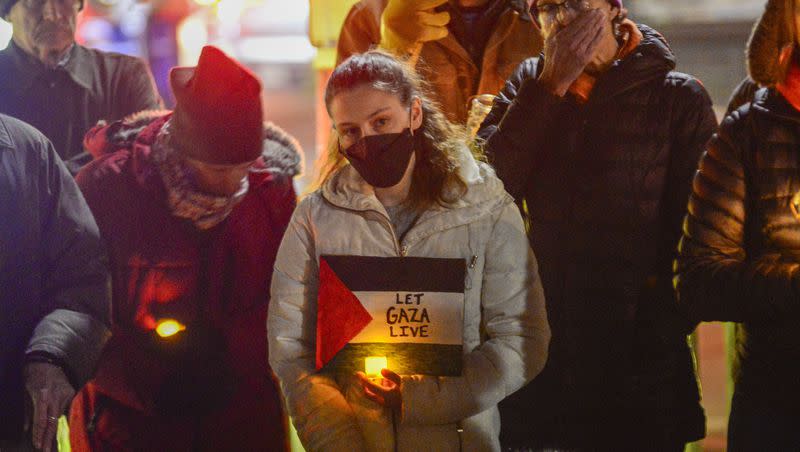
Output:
top-left (316, 255), bottom-right (465, 377)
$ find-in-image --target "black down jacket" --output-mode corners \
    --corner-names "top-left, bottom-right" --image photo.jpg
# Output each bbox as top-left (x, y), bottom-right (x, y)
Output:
top-left (478, 24), bottom-right (716, 448)
top-left (0, 114), bottom-right (110, 441)
top-left (676, 87), bottom-right (800, 407)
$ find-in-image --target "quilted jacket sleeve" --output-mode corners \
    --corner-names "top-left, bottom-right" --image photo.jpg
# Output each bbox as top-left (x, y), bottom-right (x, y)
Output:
top-left (400, 198), bottom-right (550, 425)
top-left (676, 107), bottom-right (800, 323)
top-left (477, 58), bottom-right (570, 202)
top-left (268, 197), bottom-right (367, 452)
top-left (26, 139), bottom-right (111, 386)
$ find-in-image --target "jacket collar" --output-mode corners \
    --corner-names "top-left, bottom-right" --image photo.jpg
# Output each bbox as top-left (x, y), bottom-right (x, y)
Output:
top-left (0, 116), bottom-right (14, 150)
top-left (434, 2), bottom-right (529, 71)
top-left (752, 87), bottom-right (800, 125)
top-left (320, 146), bottom-right (510, 243)
top-left (61, 44), bottom-right (95, 90)
top-left (5, 40), bottom-right (94, 92)
top-left (589, 24), bottom-right (676, 103)
top-left (533, 24), bottom-right (676, 104)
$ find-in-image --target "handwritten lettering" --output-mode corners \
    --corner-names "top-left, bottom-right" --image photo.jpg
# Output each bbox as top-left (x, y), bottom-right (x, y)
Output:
top-left (395, 293), bottom-right (425, 305)
top-left (389, 325), bottom-right (430, 338)
top-left (386, 293), bottom-right (432, 339)
top-left (386, 306), bottom-right (430, 324)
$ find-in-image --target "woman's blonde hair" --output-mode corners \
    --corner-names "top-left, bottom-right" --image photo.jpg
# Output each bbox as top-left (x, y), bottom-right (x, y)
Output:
top-left (317, 50), bottom-right (482, 211)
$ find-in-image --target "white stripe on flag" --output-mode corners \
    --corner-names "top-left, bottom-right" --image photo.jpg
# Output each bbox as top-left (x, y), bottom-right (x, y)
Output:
top-left (349, 291), bottom-right (464, 345)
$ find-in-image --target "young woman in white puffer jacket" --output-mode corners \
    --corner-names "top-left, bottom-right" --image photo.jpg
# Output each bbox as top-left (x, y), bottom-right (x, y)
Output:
top-left (268, 50), bottom-right (550, 452)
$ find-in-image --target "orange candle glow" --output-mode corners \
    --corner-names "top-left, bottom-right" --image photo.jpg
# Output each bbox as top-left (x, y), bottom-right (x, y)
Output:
top-left (364, 356), bottom-right (388, 378)
top-left (155, 319), bottom-right (186, 338)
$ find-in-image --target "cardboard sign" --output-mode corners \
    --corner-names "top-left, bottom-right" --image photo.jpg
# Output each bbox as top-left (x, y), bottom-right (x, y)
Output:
top-left (316, 255), bottom-right (465, 377)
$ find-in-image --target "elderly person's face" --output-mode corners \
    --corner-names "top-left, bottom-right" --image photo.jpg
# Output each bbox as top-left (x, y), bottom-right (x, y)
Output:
top-left (183, 157), bottom-right (256, 197)
top-left (5, 0), bottom-right (79, 67)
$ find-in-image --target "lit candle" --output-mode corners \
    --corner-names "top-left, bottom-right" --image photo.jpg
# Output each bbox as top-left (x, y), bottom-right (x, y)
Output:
top-left (155, 319), bottom-right (186, 338)
top-left (364, 356), bottom-right (388, 378)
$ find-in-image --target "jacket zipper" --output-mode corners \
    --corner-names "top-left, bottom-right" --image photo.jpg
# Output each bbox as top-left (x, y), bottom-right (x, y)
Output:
top-left (370, 209), bottom-right (406, 257)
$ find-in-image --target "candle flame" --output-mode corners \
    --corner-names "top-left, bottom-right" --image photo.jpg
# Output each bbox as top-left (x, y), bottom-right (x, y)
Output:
top-left (155, 319), bottom-right (186, 338)
top-left (364, 356), bottom-right (388, 378)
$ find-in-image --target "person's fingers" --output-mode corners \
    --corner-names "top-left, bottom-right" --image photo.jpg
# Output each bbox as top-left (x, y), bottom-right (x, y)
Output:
top-left (357, 372), bottom-right (388, 405)
top-left (415, 0), bottom-right (449, 10)
top-left (579, 13), bottom-right (607, 60)
top-left (41, 412), bottom-right (58, 452)
top-left (363, 385), bottom-right (384, 404)
top-left (363, 376), bottom-right (389, 395)
top-left (357, 372), bottom-right (380, 390)
top-left (416, 10), bottom-right (450, 27)
top-left (31, 388), bottom-right (48, 449)
top-left (56, 385), bottom-right (76, 415)
top-left (381, 368), bottom-right (402, 385)
top-left (45, 388), bottom-right (74, 452)
top-left (572, 9), bottom-right (605, 50)
top-left (553, 8), bottom-right (595, 43)
top-left (23, 390), bottom-right (33, 433)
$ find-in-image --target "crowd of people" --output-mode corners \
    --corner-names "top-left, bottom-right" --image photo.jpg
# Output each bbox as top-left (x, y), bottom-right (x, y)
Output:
top-left (1, 0), bottom-right (799, 451)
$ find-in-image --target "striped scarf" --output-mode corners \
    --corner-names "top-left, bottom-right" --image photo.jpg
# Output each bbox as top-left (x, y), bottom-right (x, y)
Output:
top-left (150, 120), bottom-right (249, 230)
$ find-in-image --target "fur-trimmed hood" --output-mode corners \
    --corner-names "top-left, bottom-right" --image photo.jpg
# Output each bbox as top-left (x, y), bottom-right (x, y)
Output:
top-left (261, 120), bottom-right (303, 178)
top-left (83, 110), bottom-right (303, 179)
top-left (747, 0), bottom-right (797, 87)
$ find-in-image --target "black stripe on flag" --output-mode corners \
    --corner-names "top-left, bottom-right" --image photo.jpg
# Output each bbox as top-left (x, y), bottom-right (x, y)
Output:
top-left (323, 343), bottom-right (463, 377)
top-left (321, 255), bottom-right (466, 293)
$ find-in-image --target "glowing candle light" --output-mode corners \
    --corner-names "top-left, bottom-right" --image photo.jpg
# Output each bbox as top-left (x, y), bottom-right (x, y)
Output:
top-left (155, 319), bottom-right (186, 338)
top-left (364, 356), bottom-right (388, 378)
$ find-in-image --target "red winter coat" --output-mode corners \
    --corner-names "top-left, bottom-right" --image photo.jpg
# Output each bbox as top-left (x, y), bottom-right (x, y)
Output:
top-left (69, 112), bottom-right (300, 451)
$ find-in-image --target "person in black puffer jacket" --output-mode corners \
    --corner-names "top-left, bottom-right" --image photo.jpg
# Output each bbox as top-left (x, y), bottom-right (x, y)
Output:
top-left (478, 0), bottom-right (717, 449)
top-left (676, 1), bottom-right (800, 450)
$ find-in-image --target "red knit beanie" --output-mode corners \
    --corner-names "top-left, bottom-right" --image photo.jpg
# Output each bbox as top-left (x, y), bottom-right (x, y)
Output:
top-left (169, 46), bottom-right (263, 165)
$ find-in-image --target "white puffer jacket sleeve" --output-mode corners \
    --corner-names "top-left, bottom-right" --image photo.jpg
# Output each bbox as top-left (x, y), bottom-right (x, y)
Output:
top-left (268, 197), bottom-right (367, 452)
top-left (400, 200), bottom-right (551, 425)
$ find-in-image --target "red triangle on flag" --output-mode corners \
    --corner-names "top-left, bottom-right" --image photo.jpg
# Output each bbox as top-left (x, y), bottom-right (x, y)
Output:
top-left (316, 257), bottom-right (373, 370)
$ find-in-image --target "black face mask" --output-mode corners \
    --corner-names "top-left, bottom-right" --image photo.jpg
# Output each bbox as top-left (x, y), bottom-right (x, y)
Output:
top-left (340, 128), bottom-right (416, 188)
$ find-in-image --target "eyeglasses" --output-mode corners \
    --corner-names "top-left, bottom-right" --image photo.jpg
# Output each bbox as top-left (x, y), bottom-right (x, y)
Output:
top-left (530, 0), bottom-right (591, 26)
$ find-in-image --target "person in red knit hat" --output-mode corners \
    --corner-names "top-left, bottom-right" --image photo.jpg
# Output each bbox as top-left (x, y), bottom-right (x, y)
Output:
top-left (67, 45), bottom-right (302, 451)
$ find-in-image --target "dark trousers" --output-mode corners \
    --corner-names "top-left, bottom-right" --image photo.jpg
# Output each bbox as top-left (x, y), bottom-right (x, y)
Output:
top-left (728, 389), bottom-right (800, 452)
top-left (0, 439), bottom-right (36, 452)
top-left (507, 447), bottom-right (685, 452)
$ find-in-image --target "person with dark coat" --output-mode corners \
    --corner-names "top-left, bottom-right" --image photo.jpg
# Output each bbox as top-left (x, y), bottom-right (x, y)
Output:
top-left (0, 113), bottom-right (111, 452)
top-left (67, 46), bottom-right (301, 451)
top-left (477, 0), bottom-right (717, 449)
top-left (675, 1), bottom-right (800, 450)
top-left (0, 0), bottom-right (161, 173)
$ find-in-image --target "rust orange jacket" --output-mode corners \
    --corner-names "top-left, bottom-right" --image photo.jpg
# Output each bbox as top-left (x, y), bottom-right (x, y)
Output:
top-left (336, 0), bottom-right (543, 124)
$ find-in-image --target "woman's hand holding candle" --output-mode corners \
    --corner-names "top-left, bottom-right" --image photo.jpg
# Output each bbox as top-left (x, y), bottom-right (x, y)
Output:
top-left (356, 368), bottom-right (402, 412)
